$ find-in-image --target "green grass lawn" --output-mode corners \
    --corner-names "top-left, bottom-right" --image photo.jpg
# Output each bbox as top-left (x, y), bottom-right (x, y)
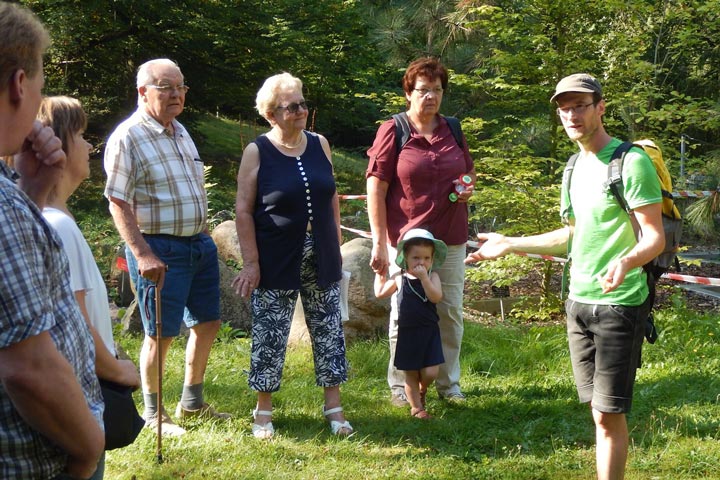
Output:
top-left (105, 299), bottom-right (720, 480)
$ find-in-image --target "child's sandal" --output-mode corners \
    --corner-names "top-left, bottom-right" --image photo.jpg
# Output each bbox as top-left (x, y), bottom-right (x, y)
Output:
top-left (411, 407), bottom-right (431, 420)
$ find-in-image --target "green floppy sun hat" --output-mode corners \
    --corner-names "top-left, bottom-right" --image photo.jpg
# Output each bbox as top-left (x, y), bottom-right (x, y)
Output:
top-left (395, 228), bottom-right (448, 270)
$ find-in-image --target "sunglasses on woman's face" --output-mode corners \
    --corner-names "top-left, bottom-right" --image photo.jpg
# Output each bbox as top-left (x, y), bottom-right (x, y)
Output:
top-left (275, 101), bottom-right (308, 114)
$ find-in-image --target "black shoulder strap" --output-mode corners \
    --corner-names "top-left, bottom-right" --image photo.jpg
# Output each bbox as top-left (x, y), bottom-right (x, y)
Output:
top-left (604, 141), bottom-right (634, 213)
top-left (392, 112), bottom-right (412, 157)
top-left (562, 153), bottom-right (580, 195)
top-left (560, 152), bottom-right (579, 226)
top-left (445, 116), bottom-right (464, 149)
top-left (392, 112), bottom-right (464, 156)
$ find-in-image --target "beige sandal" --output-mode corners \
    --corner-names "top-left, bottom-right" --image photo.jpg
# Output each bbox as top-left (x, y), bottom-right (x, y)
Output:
top-left (252, 408), bottom-right (274, 439)
top-left (322, 406), bottom-right (354, 436)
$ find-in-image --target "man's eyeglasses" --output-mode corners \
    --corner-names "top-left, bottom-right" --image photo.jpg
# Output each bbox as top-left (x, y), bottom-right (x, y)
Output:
top-left (146, 84), bottom-right (189, 94)
top-left (557, 102), bottom-right (595, 117)
top-left (414, 87), bottom-right (444, 97)
top-left (275, 101), bottom-right (308, 114)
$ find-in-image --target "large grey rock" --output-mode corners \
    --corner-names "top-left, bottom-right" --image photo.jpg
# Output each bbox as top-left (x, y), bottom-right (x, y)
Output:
top-left (212, 221), bottom-right (252, 332)
top-left (340, 237), bottom-right (390, 339)
top-left (288, 300), bottom-right (310, 345)
top-left (218, 257), bottom-right (252, 332)
top-left (118, 297), bottom-right (142, 334)
top-left (212, 220), bottom-right (242, 264)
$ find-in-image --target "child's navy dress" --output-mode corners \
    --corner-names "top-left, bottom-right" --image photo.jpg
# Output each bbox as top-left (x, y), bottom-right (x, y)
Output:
top-left (394, 275), bottom-right (445, 371)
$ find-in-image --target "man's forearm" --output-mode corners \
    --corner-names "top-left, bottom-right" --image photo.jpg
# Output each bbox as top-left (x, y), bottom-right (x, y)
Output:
top-left (108, 199), bottom-right (151, 259)
top-left (507, 226), bottom-right (571, 256)
top-left (0, 332), bottom-right (104, 464)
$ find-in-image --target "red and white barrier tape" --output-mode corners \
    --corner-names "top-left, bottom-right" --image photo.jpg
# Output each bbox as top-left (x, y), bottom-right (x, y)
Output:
top-left (338, 191), bottom-right (718, 202)
top-left (340, 225), bottom-right (373, 238)
top-left (660, 272), bottom-right (720, 286)
top-left (672, 191), bottom-right (717, 198)
top-left (515, 252), bottom-right (569, 263)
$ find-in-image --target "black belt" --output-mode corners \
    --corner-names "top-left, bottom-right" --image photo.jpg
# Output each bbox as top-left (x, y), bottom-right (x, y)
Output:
top-left (143, 233), bottom-right (202, 242)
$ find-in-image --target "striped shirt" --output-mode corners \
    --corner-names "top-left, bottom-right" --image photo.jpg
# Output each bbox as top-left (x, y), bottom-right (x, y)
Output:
top-left (0, 161), bottom-right (103, 479)
top-left (104, 109), bottom-right (208, 236)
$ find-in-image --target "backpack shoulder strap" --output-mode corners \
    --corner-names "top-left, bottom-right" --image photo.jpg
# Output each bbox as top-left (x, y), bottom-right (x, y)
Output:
top-left (392, 113), bottom-right (465, 156)
top-left (560, 152), bottom-right (580, 223)
top-left (444, 116), bottom-right (464, 149)
top-left (565, 152), bottom-right (580, 171)
top-left (392, 112), bottom-right (412, 156)
top-left (604, 141), bottom-right (634, 213)
top-left (562, 153), bottom-right (580, 200)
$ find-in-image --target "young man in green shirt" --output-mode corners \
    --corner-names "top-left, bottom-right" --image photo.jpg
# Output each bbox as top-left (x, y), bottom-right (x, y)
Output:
top-left (466, 73), bottom-right (664, 480)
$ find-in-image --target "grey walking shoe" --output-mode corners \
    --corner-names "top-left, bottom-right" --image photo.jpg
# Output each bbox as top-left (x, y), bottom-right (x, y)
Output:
top-left (390, 391), bottom-right (409, 407)
top-left (143, 408), bottom-right (187, 437)
top-left (175, 402), bottom-right (232, 421)
top-left (439, 391), bottom-right (466, 404)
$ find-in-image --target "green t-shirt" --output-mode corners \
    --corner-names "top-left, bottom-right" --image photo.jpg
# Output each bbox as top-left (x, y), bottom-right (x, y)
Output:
top-left (560, 138), bottom-right (662, 305)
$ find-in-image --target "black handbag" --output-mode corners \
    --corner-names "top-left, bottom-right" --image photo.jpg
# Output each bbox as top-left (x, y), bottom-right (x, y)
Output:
top-left (99, 378), bottom-right (145, 450)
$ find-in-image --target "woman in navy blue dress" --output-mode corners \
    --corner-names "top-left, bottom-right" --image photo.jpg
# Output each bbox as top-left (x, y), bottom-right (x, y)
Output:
top-left (233, 73), bottom-right (352, 439)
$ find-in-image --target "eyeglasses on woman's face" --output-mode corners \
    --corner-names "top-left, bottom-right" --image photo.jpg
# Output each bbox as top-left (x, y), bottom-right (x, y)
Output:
top-left (275, 101), bottom-right (308, 114)
top-left (413, 87), bottom-right (444, 97)
top-left (556, 102), bottom-right (595, 117)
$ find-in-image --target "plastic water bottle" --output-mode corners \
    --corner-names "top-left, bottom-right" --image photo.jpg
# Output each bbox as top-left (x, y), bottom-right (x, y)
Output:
top-left (448, 174), bottom-right (473, 202)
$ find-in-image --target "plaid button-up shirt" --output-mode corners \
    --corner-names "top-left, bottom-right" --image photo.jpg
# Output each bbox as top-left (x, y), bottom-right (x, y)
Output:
top-left (104, 109), bottom-right (208, 236)
top-left (0, 161), bottom-right (103, 479)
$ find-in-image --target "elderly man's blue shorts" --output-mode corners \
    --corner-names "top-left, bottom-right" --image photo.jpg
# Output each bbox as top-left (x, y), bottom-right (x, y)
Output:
top-left (126, 233), bottom-right (220, 337)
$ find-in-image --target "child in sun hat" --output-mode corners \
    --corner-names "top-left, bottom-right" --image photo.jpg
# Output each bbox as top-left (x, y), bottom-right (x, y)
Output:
top-left (374, 228), bottom-right (447, 419)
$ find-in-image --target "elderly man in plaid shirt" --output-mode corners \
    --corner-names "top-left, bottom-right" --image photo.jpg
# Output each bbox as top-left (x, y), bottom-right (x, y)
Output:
top-left (104, 58), bottom-right (229, 437)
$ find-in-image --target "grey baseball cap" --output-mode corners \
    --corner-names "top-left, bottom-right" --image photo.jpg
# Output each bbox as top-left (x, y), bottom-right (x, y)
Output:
top-left (551, 73), bottom-right (602, 103)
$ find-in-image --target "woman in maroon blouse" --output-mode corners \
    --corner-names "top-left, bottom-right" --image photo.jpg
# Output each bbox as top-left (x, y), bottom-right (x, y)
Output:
top-left (366, 57), bottom-right (476, 407)
top-left (233, 73), bottom-right (352, 439)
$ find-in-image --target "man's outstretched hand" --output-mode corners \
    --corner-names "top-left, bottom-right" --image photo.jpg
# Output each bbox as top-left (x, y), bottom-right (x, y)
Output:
top-left (464, 232), bottom-right (512, 264)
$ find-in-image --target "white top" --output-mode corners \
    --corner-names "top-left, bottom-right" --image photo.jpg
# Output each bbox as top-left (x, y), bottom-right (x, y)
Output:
top-left (42, 207), bottom-right (116, 355)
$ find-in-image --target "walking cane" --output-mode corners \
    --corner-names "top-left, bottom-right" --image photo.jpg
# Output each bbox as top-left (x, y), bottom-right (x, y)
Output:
top-left (155, 284), bottom-right (163, 464)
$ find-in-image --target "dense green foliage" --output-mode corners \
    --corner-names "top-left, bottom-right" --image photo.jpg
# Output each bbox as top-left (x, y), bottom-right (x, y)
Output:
top-left (24, 0), bottom-right (388, 147)
top-left (28, 0), bottom-right (720, 236)
top-left (105, 294), bottom-right (719, 479)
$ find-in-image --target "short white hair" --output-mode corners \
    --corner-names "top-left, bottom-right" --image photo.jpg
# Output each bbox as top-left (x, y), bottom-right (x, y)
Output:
top-left (136, 58), bottom-right (182, 88)
top-left (255, 72), bottom-right (303, 122)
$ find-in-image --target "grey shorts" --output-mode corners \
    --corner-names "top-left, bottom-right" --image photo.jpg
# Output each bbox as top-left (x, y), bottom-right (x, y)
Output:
top-left (565, 297), bottom-right (650, 414)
